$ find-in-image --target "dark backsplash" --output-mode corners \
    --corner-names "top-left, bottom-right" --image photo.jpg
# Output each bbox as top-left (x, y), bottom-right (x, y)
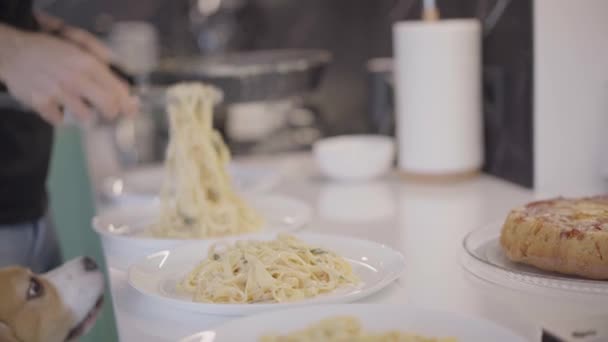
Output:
top-left (479, 1), bottom-right (533, 188)
top-left (45, 0), bottom-right (533, 187)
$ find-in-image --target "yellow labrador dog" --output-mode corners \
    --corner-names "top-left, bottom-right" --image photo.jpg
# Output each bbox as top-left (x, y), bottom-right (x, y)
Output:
top-left (0, 257), bottom-right (104, 342)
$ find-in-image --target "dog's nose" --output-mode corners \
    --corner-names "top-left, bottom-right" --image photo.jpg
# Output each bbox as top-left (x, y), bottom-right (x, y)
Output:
top-left (82, 257), bottom-right (99, 271)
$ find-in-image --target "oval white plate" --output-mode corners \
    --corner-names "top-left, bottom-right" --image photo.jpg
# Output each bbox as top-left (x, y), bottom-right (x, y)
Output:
top-left (179, 304), bottom-right (525, 342)
top-left (93, 195), bottom-right (312, 269)
top-left (128, 233), bottom-right (405, 316)
top-left (101, 163), bottom-right (281, 205)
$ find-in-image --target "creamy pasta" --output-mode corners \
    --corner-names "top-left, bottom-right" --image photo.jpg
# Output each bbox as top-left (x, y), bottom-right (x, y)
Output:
top-left (178, 234), bottom-right (359, 303)
top-left (151, 83), bottom-right (263, 238)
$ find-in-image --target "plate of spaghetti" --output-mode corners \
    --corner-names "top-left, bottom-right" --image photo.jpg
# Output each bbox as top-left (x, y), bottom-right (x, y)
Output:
top-left (92, 82), bottom-right (311, 268)
top-left (127, 233), bottom-right (405, 315)
top-left (179, 304), bottom-right (525, 342)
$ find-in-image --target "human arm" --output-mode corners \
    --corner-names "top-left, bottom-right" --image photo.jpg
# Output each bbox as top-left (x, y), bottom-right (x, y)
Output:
top-left (0, 23), bottom-right (137, 124)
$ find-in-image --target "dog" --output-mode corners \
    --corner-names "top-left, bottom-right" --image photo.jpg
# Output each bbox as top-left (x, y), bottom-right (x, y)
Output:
top-left (0, 257), bottom-right (105, 342)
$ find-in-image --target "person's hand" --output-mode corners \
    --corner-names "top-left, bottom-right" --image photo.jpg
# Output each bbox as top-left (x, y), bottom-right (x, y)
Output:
top-left (0, 24), bottom-right (137, 125)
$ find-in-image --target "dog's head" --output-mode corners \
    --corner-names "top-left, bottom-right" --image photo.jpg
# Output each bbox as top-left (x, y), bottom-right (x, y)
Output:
top-left (0, 257), bottom-right (105, 342)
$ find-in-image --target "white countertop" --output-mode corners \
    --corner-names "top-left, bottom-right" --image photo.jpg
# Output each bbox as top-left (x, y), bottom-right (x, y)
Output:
top-left (103, 153), bottom-right (608, 341)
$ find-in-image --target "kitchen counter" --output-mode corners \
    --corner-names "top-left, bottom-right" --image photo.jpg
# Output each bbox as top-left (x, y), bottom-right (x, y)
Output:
top-left (103, 153), bottom-right (608, 341)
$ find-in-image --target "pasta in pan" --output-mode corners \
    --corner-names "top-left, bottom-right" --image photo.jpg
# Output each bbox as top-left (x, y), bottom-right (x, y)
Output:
top-left (260, 316), bottom-right (457, 342)
top-left (178, 234), bottom-right (359, 303)
top-left (151, 82), bottom-right (263, 238)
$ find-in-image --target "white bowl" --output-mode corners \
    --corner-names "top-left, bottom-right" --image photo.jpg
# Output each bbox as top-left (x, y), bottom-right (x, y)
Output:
top-left (92, 195), bottom-right (312, 270)
top-left (313, 135), bottom-right (395, 181)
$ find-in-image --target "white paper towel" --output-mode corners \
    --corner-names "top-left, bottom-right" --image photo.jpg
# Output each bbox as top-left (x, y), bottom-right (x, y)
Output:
top-left (393, 19), bottom-right (482, 175)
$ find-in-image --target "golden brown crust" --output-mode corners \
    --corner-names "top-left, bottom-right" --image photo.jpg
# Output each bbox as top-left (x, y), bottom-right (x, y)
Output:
top-left (500, 196), bottom-right (608, 280)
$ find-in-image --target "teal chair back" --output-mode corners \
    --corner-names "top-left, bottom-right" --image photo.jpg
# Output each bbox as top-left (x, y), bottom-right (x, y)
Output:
top-left (47, 125), bottom-right (119, 342)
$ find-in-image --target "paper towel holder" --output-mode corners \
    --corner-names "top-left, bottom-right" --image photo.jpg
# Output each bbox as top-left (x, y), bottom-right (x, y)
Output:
top-left (392, 18), bottom-right (483, 183)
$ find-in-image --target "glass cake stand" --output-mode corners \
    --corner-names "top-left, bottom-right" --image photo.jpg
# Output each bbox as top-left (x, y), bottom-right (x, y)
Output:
top-left (462, 221), bottom-right (608, 295)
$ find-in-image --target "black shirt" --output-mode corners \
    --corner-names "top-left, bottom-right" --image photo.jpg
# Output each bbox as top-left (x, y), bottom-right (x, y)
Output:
top-left (0, 0), bottom-right (53, 224)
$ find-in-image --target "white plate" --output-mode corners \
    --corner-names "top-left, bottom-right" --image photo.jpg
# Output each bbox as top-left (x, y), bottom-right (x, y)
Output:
top-left (462, 221), bottom-right (608, 294)
top-left (179, 304), bottom-right (525, 342)
top-left (93, 195), bottom-right (312, 269)
top-left (128, 233), bottom-right (405, 316)
top-left (101, 163), bottom-right (280, 205)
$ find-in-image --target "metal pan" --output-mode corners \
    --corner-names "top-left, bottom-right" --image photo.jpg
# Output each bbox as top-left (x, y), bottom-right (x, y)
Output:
top-left (150, 49), bottom-right (331, 104)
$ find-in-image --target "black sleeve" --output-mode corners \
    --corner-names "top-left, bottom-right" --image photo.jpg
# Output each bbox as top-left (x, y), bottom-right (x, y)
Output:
top-left (0, 0), bottom-right (52, 225)
top-left (0, 0), bottom-right (39, 31)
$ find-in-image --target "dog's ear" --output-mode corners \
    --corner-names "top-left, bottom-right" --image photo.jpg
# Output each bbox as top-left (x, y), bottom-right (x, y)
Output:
top-left (0, 321), bottom-right (19, 342)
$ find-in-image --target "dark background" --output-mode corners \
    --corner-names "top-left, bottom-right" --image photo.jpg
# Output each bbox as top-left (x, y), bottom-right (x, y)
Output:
top-left (43, 0), bottom-right (533, 187)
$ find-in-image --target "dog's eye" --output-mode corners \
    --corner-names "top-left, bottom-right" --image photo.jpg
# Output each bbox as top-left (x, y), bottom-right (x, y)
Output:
top-left (27, 277), bottom-right (44, 300)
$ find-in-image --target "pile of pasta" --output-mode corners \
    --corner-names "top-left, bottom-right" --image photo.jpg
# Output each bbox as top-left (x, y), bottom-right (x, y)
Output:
top-left (178, 234), bottom-right (359, 303)
top-left (152, 83), bottom-right (263, 238)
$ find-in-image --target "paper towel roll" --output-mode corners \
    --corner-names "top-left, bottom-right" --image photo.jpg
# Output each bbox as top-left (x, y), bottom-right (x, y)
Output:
top-left (393, 19), bottom-right (482, 176)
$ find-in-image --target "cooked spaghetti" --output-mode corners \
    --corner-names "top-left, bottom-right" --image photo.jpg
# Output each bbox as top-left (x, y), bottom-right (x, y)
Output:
top-left (151, 82), bottom-right (263, 238)
top-left (178, 234), bottom-right (359, 303)
top-left (260, 316), bottom-right (457, 342)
